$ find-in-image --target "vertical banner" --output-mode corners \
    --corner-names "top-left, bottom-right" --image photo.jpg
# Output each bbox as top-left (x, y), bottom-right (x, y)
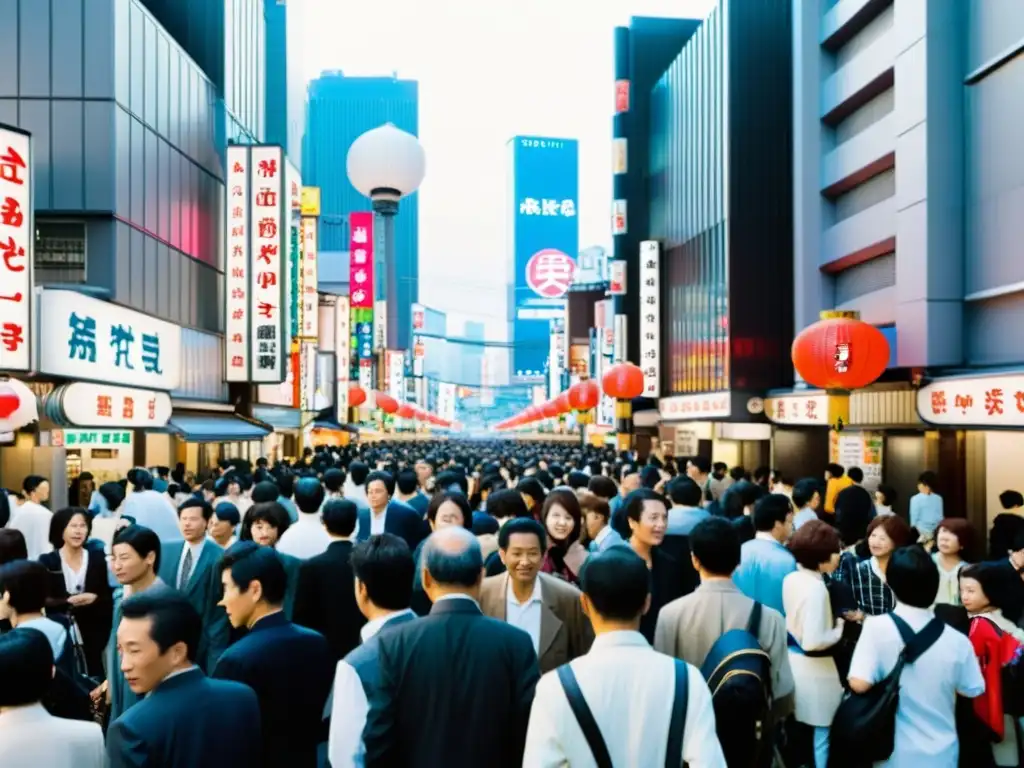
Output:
top-left (480, 354), bottom-right (494, 407)
top-left (373, 299), bottom-right (387, 353)
top-left (412, 303), bottom-right (425, 331)
top-left (387, 350), bottom-right (405, 399)
top-left (0, 126), bottom-right (32, 372)
top-left (224, 145), bottom-right (250, 380)
top-left (609, 261), bottom-right (626, 295)
top-left (611, 199), bottom-right (627, 235)
top-left (249, 146), bottom-right (287, 383)
top-left (639, 240), bottom-right (660, 398)
top-left (335, 296), bottom-right (350, 416)
top-left (508, 136), bottom-right (579, 383)
top-left (358, 358), bottom-right (373, 392)
top-left (412, 335), bottom-right (425, 377)
top-left (299, 341), bottom-right (317, 411)
top-left (612, 137), bottom-right (628, 175)
top-left (548, 318), bottom-right (565, 399)
top-left (349, 212), bottom-right (375, 380)
top-left (286, 161), bottom-right (301, 342)
top-left (613, 314), bottom-right (627, 363)
top-left (300, 217), bottom-right (319, 338)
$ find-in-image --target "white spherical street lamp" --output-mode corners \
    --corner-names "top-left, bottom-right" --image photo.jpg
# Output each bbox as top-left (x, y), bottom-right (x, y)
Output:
top-left (346, 123), bottom-right (425, 351)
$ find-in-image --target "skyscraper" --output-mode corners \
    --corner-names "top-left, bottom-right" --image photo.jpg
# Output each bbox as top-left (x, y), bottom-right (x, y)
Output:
top-left (264, 0), bottom-right (305, 165)
top-left (304, 72), bottom-right (419, 349)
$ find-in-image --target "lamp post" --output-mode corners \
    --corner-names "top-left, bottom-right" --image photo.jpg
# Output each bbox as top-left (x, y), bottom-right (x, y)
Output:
top-left (346, 124), bottom-right (426, 352)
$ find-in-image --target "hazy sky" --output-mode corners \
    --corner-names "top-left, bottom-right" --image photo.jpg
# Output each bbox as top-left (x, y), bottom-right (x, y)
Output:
top-left (298, 0), bottom-right (716, 336)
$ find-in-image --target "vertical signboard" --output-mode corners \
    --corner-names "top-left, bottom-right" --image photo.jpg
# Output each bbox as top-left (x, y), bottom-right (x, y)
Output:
top-left (249, 146), bottom-right (286, 383)
top-left (509, 136), bottom-right (579, 383)
top-left (412, 335), bottom-right (425, 377)
top-left (0, 125), bottom-right (33, 372)
top-left (286, 161), bottom-right (301, 342)
top-left (335, 296), bottom-right (350, 416)
top-left (373, 299), bottom-right (387, 353)
top-left (224, 146), bottom-right (250, 380)
top-left (412, 303), bottom-right (425, 332)
top-left (299, 341), bottom-right (317, 411)
top-left (548, 318), bottom-right (565, 399)
top-left (387, 350), bottom-right (405, 399)
top-left (349, 211), bottom-right (375, 379)
top-left (300, 217), bottom-right (319, 338)
top-left (639, 240), bottom-right (660, 397)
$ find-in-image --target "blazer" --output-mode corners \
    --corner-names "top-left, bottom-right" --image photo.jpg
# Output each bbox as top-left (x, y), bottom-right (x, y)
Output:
top-left (639, 547), bottom-right (690, 643)
top-left (156, 539), bottom-right (226, 673)
top-left (213, 611), bottom-right (334, 768)
top-left (293, 539), bottom-right (366, 661)
top-left (39, 547), bottom-right (114, 678)
top-left (106, 580), bottom-right (174, 722)
top-left (0, 702), bottom-right (104, 768)
top-left (364, 596), bottom-right (540, 768)
top-left (357, 500), bottom-right (426, 550)
top-left (106, 668), bottom-right (260, 768)
top-left (479, 572), bottom-right (594, 674)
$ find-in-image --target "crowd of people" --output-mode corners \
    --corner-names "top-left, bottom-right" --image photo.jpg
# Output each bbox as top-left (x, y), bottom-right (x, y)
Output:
top-left (0, 440), bottom-right (1023, 767)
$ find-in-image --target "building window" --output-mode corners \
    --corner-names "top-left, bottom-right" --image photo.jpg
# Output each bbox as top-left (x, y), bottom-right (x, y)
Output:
top-left (35, 221), bottom-right (86, 285)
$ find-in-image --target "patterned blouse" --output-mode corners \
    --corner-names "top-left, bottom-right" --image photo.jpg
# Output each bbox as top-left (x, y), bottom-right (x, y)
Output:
top-left (849, 557), bottom-right (895, 616)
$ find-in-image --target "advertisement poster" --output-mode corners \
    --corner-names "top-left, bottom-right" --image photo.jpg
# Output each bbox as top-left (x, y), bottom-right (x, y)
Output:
top-left (830, 431), bottom-right (884, 491)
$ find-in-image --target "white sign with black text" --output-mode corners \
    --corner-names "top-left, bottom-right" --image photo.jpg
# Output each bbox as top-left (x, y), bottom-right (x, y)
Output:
top-left (639, 240), bottom-right (660, 398)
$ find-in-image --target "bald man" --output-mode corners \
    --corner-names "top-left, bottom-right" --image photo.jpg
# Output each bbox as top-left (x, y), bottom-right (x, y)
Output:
top-left (362, 527), bottom-right (540, 768)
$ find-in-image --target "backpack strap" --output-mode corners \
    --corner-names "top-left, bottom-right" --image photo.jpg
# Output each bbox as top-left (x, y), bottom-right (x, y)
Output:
top-left (746, 601), bottom-right (763, 636)
top-left (557, 664), bottom-right (614, 768)
top-left (665, 659), bottom-right (689, 768)
top-left (890, 613), bottom-right (945, 663)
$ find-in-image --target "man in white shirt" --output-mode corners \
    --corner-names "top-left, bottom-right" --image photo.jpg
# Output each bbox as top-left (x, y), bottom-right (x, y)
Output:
top-left (0, 627), bottom-right (104, 768)
top-left (791, 478), bottom-right (822, 531)
top-left (328, 534), bottom-right (416, 768)
top-left (276, 477), bottom-right (331, 560)
top-left (523, 546), bottom-right (726, 767)
top-left (122, 470), bottom-right (181, 544)
top-left (9, 475), bottom-right (52, 560)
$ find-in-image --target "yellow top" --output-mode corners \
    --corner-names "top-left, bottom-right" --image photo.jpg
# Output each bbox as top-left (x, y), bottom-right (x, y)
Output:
top-left (824, 475), bottom-right (854, 515)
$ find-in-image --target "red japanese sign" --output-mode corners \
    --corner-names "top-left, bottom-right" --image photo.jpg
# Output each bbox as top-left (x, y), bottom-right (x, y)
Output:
top-left (614, 79), bottom-right (630, 114)
top-left (249, 146), bottom-right (286, 384)
top-left (526, 249), bottom-right (576, 299)
top-left (0, 125), bottom-right (32, 372)
top-left (300, 217), bottom-right (319, 338)
top-left (225, 145), bottom-right (250, 381)
top-left (658, 392), bottom-right (732, 420)
top-left (349, 212), bottom-right (374, 309)
top-left (918, 376), bottom-right (1024, 427)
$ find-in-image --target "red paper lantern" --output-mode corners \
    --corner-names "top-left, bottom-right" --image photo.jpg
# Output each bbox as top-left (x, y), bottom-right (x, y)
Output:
top-left (554, 391), bottom-right (571, 414)
top-left (540, 400), bottom-right (560, 419)
top-left (568, 379), bottom-right (601, 411)
top-left (602, 363), bottom-right (644, 400)
top-left (396, 403), bottom-right (416, 419)
top-left (375, 392), bottom-right (399, 414)
top-left (348, 386), bottom-right (367, 408)
top-left (791, 315), bottom-right (890, 391)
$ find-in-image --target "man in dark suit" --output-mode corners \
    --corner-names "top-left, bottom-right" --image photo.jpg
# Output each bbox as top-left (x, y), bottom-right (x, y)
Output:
top-left (364, 527), bottom-right (540, 768)
top-left (293, 498), bottom-right (365, 661)
top-left (106, 591), bottom-right (259, 768)
top-left (212, 542), bottom-right (333, 768)
top-left (357, 470), bottom-right (427, 550)
top-left (328, 533), bottom-right (417, 767)
top-left (156, 497), bottom-right (227, 672)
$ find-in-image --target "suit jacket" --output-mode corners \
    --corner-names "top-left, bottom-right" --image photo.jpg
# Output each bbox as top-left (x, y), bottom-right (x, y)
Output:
top-left (213, 611), bottom-right (334, 768)
top-left (156, 539), bottom-right (226, 673)
top-left (479, 572), bottom-right (594, 674)
top-left (357, 500), bottom-right (426, 550)
top-left (106, 580), bottom-right (174, 721)
top-left (364, 596), bottom-right (540, 768)
top-left (293, 539), bottom-right (365, 661)
top-left (0, 702), bottom-right (104, 768)
top-left (639, 547), bottom-right (690, 643)
top-left (106, 668), bottom-right (260, 768)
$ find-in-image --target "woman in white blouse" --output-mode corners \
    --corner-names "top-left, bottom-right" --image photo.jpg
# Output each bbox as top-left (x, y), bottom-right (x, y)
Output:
top-left (932, 518), bottom-right (971, 606)
top-left (783, 520), bottom-right (846, 768)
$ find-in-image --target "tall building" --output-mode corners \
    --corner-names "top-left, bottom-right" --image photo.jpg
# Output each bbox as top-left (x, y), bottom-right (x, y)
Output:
top-left (264, 0), bottom-right (305, 164)
top-left (304, 72), bottom-right (419, 349)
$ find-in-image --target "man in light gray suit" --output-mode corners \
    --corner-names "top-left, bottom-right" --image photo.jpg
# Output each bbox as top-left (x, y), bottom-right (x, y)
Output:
top-left (579, 491), bottom-right (625, 553)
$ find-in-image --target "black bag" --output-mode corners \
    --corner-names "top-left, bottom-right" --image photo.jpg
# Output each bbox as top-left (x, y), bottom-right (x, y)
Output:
top-left (700, 602), bottom-right (773, 768)
top-left (557, 657), bottom-right (690, 768)
top-left (828, 613), bottom-right (945, 766)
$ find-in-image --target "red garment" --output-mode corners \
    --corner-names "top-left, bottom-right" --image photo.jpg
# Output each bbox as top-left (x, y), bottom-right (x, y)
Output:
top-left (968, 615), bottom-right (1022, 741)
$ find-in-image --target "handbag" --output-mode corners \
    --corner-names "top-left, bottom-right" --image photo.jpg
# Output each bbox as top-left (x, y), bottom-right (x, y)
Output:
top-left (828, 614), bottom-right (945, 766)
top-left (557, 658), bottom-right (690, 768)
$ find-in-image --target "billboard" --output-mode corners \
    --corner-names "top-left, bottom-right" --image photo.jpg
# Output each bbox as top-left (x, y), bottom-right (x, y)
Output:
top-left (509, 136), bottom-right (578, 383)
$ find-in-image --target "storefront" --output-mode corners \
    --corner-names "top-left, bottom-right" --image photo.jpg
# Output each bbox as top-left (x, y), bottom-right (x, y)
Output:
top-left (764, 390), bottom-right (849, 484)
top-left (657, 391), bottom-right (771, 469)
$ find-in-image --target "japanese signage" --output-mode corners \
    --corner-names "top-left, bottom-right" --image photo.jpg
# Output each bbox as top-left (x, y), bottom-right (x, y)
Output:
top-left (358, 358), bottom-right (373, 392)
top-left (658, 392), bottom-right (731, 421)
top-left (55, 430), bottom-right (133, 448)
top-left (612, 137), bottom-right (627, 175)
top-left (639, 241), bottom-right (660, 398)
top-left (52, 382), bottom-right (172, 428)
top-left (300, 217), bottom-right (319, 338)
top-left (612, 199), bottom-right (627, 236)
top-left (549, 321), bottom-right (565, 399)
top-left (0, 377), bottom-right (37, 433)
top-left (412, 303), bottom-right (425, 331)
top-left (299, 342), bottom-right (317, 411)
top-left (614, 79), bottom-right (630, 113)
top-left (300, 186), bottom-right (321, 217)
top-left (609, 261), bottom-right (626, 295)
top-left (353, 316), bottom-right (373, 361)
top-left (412, 336), bottom-right (425, 377)
top-left (249, 145), bottom-right (287, 383)
top-left (225, 145), bottom-right (250, 381)
top-left (0, 124), bottom-right (33, 372)
top-left (387, 350), bottom-right (405, 399)
top-left (349, 211), bottom-right (374, 309)
top-left (37, 289), bottom-right (181, 390)
top-left (830, 431), bottom-right (883, 490)
top-left (335, 296), bottom-right (350, 415)
top-left (374, 300), bottom-right (387, 354)
top-left (765, 392), bottom-right (849, 427)
top-left (509, 136), bottom-right (579, 382)
top-left (917, 374), bottom-right (1024, 428)
top-left (286, 160), bottom-right (301, 341)
top-left (436, 382), bottom-right (456, 424)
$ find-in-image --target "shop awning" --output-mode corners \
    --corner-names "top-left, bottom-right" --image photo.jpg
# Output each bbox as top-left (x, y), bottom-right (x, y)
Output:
top-left (311, 419), bottom-right (359, 434)
top-left (165, 412), bottom-right (271, 443)
top-left (251, 406), bottom-right (302, 431)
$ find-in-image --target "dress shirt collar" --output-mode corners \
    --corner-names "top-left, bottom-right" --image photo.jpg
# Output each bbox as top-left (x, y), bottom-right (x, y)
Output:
top-left (697, 578), bottom-right (741, 594)
top-left (249, 610), bottom-right (288, 633)
top-left (183, 537), bottom-right (206, 558)
top-left (435, 592), bottom-right (479, 606)
top-left (755, 531), bottom-right (780, 545)
top-left (893, 602), bottom-right (933, 622)
top-left (295, 512), bottom-right (321, 524)
top-left (594, 525), bottom-right (612, 546)
top-left (506, 576), bottom-right (542, 608)
top-left (0, 702), bottom-right (50, 724)
top-left (361, 608), bottom-right (415, 642)
top-left (150, 665), bottom-right (200, 696)
top-left (590, 630), bottom-right (650, 651)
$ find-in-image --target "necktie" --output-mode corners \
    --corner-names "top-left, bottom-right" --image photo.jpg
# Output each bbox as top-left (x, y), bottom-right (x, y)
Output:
top-left (179, 548), bottom-right (193, 590)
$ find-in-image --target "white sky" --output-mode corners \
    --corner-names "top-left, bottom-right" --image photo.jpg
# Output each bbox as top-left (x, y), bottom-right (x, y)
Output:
top-left (297, 0), bottom-right (716, 336)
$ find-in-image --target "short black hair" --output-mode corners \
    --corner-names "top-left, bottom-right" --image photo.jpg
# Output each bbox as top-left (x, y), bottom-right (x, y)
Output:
top-left (0, 560), bottom-right (48, 614)
top-left (214, 502), bottom-right (241, 526)
top-left (847, 467), bottom-right (864, 483)
top-left (366, 470), bottom-right (395, 497)
top-left (131, 469), bottom-right (155, 491)
top-left (587, 475), bottom-right (617, 501)
top-left (98, 481), bottom-right (126, 512)
top-left (396, 468), bottom-right (419, 495)
top-left (427, 492), bottom-right (473, 530)
top-left (886, 546), bottom-right (939, 609)
top-left (120, 590), bottom-right (202, 662)
top-left (959, 562), bottom-right (1017, 611)
top-left (293, 477), bottom-right (325, 515)
top-left (517, 477), bottom-right (547, 507)
top-left (579, 546), bottom-right (650, 622)
top-left (0, 628), bottom-right (54, 705)
top-left (567, 470), bottom-right (589, 491)
top-left (485, 488), bottom-right (530, 521)
top-left (321, 498), bottom-right (358, 537)
top-left (350, 533), bottom-right (413, 610)
top-left (248, 501), bottom-right (292, 539)
top-left (22, 475), bottom-right (47, 495)
top-left (667, 477), bottom-right (703, 507)
top-left (178, 497), bottom-right (214, 521)
top-left (0, 528), bottom-right (27, 565)
top-left (623, 488), bottom-right (668, 523)
top-left (690, 517), bottom-right (741, 576)
top-left (434, 469), bottom-right (469, 495)
top-left (1000, 490), bottom-right (1024, 510)
top-left (791, 478), bottom-right (822, 510)
top-left (113, 524), bottom-right (162, 573)
top-left (48, 506), bottom-right (91, 550)
top-left (251, 480), bottom-right (280, 504)
top-left (220, 541), bottom-right (288, 605)
top-left (826, 463), bottom-right (845, 479)
top-left (349, 460), bottom-right (370, 487)
top-left (752, 493), bottom-right (792, 533)
top-left (918, 471), bottom-right (938, 490)
top-left (322, 468), bottom-right (346, 493)
top-left (687, 456), bottom-right (711, 475)
top-left (498, 517), bottom-right (547, 551)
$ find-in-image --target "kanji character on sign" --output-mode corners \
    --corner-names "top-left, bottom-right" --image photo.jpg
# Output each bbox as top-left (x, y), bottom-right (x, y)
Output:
top-left (147, 398), bottom-right (157, 420)
top-left (258, 243), bottom-right (278, 263)
top-left (231, 308), bottom-right (244, 320)
top-left (256, 187), bottom-right (277, 207)
top-left (111, 324), bottom-right (135, 369)
top-left (930, 390), bottom-right (947, 415)
top-left (352, 249), bottom-right (367, 265)
top-left (68, 313), bottom-right (97, 362)
top-left (231, 333), bottom-right (243, 344)
top-left (142, 333), bottom-right (162, 374)
top-left (805, 399), bottom-right (818, 419)
top-left (519, 198), bottom-right (540, 215)
top-left (232, 161), bottom-right (245, 174)
top-left (985, 388), bottom-right (1004, 416)
top-left (0, 322), bottom-right (23, 352)
top-left (123, 397), bottom-right (135, 419)
top-left (352, 226), bottom-right (368, 244)
top-left (560, 200), bottom-right (576, 217)
top-left (954, 394), bottom-right (973, 414)
top-left (231, 288), bottom-right (245, 300)
top-left (0, 237), bottom-right (25, 272)
top-left (96, 395), bottom-right (112, 418)
top-left (231, 355), bottom-right (244, 368)
top-left (257, 158), bottom-right (278, 178)
top-left (231, 267), bottom-right (245, 279)
top-left (0, 146), bottom-right (26, 186)
top-left (258, 218), bottom-right (278, 238)
top-left (1, 197), bottom-right (23, 227)
top-left (257, 272), bottom-right (277, 289)
top-left (232, 245), bottom-right (244, 258)
top-left (258, 302), bottom-right (276, 319)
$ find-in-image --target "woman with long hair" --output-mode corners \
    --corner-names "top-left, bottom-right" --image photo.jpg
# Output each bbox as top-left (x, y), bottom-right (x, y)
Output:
top-left (538, 488), bottom-right (587, 585)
